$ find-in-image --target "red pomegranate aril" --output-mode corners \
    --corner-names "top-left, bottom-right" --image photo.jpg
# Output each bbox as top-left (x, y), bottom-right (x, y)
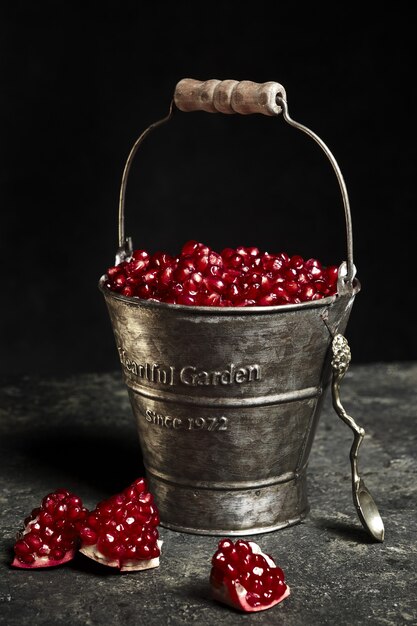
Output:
top-left (114, 274), bottom-right (126, 289)
top-left (299, 283), bottom-right (316, 300)
top-left (304, 258), bottom-right (323, 280)
top-left (195, 253), bottom-right (209, 273)
top-left (284, 280), bottom-right (299, 295)
top-left (227, 283), bottom-right (242, 300)
top-left (196, 243), bottom-right (210, 255)
top-left (181, 240), bottom-right (200, 256)
top-left (122, 286), bottom-right (134, 297)
top-left (260, 275), bottom-right (274, 292)
top-left (262, 255), bottom-right (282, 273)
top-left (290, 255), bottom-right (304, 269)
top-left (221, 247), bottom-right (235, 260)
top-left (208, 251), bottom-right (223, 266)
top-left (177, 293), bottom-right (197, 305)
top-left (131, 249), bottom-right (149, 262)
top-left (12, 489), bottom-right (89, 569)
top-left (246, 272), bottom-right (261, 285)
top-left (208, 264), bottom-right (222, 277)
top-left (277, 252), bottom-right (290, 266)
top-left (210, 539), bottom-right (290, 613)
top-left (158, 266), bottom-right (172, 288)
top-left (180, 257), bottom-right (196, 272)
top-left (326, 265), bottom-right (339, 286)
top-left (222, 269), bottom-right (240, 285)
top-left (315, 280), bottom-right (328, 294)
top-left (201, 292), bottom-right (222, 306)
top-left (79, 478), bottom-right (161, 572)
top-left (136, 284), bottom-right (151, 299)
top-left (296, 271), bottom-right (310, 285)
top-left (143, 269), bottom-right (159, 285)
top-left (237, 246), bottom-right (260, 258)
top-left (272, 285), bottom-right (289, 299)
top-left (283, 267), bottom-right (298, 281)
top-left (107, 265), bottom-right (120, 279)
top-left (204, 277), bottom-right (226, 294)
top-left (104, 241), bottom-right (340, 307)
top-left (174, 266), bottom-right (192, 282)
top-left (257, 294), bottom-right (278, 306)
top-left (24, 532), bottom-right (43, 551)
top-left (152, 252), bottom-right (173, 268)
top-left (246, 283), bottom-right (262, 299)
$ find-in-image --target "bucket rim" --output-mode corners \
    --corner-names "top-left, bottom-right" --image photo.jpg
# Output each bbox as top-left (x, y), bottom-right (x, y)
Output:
top-left (98, 276), bottom-right (359, 315)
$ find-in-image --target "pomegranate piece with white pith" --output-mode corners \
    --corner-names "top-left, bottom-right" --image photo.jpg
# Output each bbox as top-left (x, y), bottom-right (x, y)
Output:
top-left (104, 240), bottom-right (339, 307)
top-left (210, 539), bottom-right (290, 612)
top-left (12, 488), bottom-right (89, 568)
top-left (78, 478), bottom-right (161, 572)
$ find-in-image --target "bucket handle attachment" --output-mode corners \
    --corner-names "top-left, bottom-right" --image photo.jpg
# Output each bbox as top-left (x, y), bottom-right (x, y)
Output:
top-left (118, 78), bottom-right (355, 288)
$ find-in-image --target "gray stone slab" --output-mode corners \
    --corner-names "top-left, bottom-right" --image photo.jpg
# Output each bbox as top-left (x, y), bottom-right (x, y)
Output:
top-left (0, 363), bottom-right (416, 625)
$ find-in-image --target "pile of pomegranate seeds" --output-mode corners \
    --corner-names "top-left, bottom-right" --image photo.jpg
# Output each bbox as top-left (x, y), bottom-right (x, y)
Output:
top-left (12, 489), bottom-right (89, 568)
top-left (104, 240), bottom-right (339, 306)
top-left (78, 478), bottom-right (161, 571)
top-left (210, 538), bottom-right (290, 612)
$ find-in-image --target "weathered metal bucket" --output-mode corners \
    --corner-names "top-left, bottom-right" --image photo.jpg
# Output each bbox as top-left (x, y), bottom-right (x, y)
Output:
top-left (100, 79), bottom-right (360, 535)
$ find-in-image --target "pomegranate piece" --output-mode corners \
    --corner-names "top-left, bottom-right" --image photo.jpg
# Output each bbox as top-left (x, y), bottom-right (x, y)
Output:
top-left (210, 539), bottom-right (290, 612)
top-left (12, 488), bottom-right (89, 569)
top-left (104, 240), bottom-right (339, 307)
top-left (78, 478), bottom-right (161, 572)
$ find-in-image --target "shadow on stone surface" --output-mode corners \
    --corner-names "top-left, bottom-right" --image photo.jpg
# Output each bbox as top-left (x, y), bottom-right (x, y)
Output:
top-left (3, 423), bottom-right (144, 496)
top-left (313, 516), bottom-right (376, 544)
top-left (181, 580), bottom-right (212, 605)
top-left (68, 552), bottom-right (123, 576)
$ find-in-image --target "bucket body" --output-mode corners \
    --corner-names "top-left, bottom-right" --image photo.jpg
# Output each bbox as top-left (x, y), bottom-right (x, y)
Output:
top-left (101, 281), bottom-right (358, 535)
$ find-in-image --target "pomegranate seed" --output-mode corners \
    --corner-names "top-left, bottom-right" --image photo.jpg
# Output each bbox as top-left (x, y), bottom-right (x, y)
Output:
top-left (181, 240), bottom-right (199, 256)
top-left (283, 267), bottom-right (298, 280)
top-left (183, 278), bottom-right (200, 295)
top-left (305, 258), bottom-right (323, 279)
top-left (257, 294), bottom-right (278, 306)
top-left (201, 292), bottom-right (222, 306)
top-left (222, 269), bottom-right (240, 285)
top-left (204, 277), bottom-right (226, 294)
top-left (104, 242), bottom-right (339, 307)
top-left (114, 274), bottom-right (126, 289)
top-left (246, 283), bottom-right (262, 299)
top-left (131, 250), bottom-right (149, 262)
top-left (284, 280), bottom-right (299, 295)
top-left (208, 264), bottom-right (222, 277)
top-left (107, 265), bottom-right (120, 279)
top-left (79, 478), bottom-right (161, 572)
top-left (210, 539), bottom-right (290, 612)
top-left (299, 283), bottom-right (316, 300)
top-left (194, 253), bottom-right (209, 273)
top-left (228, 254), bottom-right (243, 268)
top-left (152, 252), bottom-right (173, 268)
top-left (326, 265), bottom-right (339, 287)
top-left (290, 255), bottom-right (304, 269)
top-left (143, 270), bottom-right (159, 286)
top-left (12, 489), bottom-right (89, 569)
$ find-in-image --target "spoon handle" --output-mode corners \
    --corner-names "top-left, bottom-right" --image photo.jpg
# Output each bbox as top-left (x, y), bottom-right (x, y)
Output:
top-left (331, 369), bottom-right (364, 492)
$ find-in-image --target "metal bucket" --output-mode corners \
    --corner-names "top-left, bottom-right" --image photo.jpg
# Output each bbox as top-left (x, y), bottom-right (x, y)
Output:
top-left (100, 79), bottom-right (360, 535)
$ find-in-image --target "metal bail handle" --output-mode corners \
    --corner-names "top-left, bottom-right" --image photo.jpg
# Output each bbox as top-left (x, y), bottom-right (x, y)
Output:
top-left (118, 78), bottom-right (355, 286)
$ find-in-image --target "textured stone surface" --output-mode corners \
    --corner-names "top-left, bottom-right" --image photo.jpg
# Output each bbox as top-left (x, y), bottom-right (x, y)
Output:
top-left (0, 362), bottom-right (416, 625)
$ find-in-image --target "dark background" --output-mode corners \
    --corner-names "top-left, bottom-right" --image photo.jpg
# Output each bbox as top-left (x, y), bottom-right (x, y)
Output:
top-left (1, 4), bottom-right (416, 376)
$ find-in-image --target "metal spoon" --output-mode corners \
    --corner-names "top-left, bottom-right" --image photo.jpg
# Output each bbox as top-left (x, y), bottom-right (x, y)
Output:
top-left (330, 334), bottom-right (385, 542)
